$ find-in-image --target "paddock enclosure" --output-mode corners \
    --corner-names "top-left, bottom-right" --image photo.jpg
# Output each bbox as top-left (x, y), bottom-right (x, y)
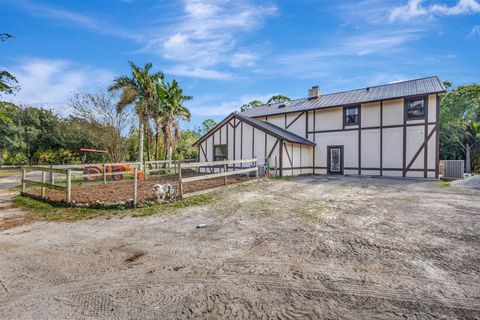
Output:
top-left (20, 159), bottom-right (261, 208)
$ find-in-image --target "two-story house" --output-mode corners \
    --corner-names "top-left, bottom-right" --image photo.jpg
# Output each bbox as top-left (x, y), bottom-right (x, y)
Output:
top-left (193, 76), bottom-right (446, 178)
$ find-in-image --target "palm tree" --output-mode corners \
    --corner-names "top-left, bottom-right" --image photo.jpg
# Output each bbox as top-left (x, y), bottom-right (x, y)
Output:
top-left (108, 61), bottom-right (163, 165)
top-left (154, 79), bottom-right (192, 161)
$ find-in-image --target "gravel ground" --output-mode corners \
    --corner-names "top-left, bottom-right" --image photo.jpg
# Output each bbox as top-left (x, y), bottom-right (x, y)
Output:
top-left (452, 176), bottom-right (480, 189)
top-left (0, 175), bottom-right (479, 319)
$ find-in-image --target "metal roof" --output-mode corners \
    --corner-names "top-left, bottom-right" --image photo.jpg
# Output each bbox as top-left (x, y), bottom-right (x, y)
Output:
top-left (241, 76), bottom-right (446, 118)
top-left (193, 113), bottom-right (315, 147)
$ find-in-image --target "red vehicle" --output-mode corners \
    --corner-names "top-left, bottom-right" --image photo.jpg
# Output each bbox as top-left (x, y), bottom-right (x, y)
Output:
top-left (80, 149), bottom-right (142, 182)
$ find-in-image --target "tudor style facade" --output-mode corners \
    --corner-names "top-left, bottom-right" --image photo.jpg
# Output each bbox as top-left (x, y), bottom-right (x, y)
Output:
top-left (193, 76), bottom-right (445, 179)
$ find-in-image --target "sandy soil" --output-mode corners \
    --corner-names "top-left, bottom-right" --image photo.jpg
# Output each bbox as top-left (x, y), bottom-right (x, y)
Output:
top-left (26, 172), bottom-right (250, 205)
top-left (1, 175), bottom-right (479, 319)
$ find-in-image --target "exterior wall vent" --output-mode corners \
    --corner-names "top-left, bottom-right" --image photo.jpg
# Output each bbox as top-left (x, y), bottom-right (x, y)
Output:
top-left (308, 86), bottom-right (321, 99)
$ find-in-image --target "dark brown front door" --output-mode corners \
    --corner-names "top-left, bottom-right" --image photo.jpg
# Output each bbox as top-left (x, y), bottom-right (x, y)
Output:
top-left (327, 146), bottom-right (344, 175)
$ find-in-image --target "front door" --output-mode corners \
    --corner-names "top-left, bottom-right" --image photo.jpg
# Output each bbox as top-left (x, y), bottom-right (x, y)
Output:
top-left (327, 146), bottom-right (344, 175)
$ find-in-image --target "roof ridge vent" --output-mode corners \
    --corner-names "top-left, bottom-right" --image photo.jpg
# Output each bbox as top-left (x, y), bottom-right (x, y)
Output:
top-left (308, 86), bottom-right (321, 99)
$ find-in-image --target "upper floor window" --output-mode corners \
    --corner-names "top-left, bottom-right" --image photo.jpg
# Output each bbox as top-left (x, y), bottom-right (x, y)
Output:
top-left (406, 97), bottom-right (425, 120)
top-left (214, 145), bottom-right (228, 161)
top-left (344, 106), bottom-right (359, 125)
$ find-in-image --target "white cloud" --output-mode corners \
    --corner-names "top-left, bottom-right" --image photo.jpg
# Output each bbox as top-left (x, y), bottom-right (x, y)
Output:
top-left (148, 0), bottom-right (277, 77)
top-left (468, 25), bottom-right (480, 37)
top-left (390, 0), bottom-right (480, 22)
top-left (6, 59), bottom-right (113, 114)
top-left (187, 93), bottom-right (276, 116)
top-left (164, 65), bottom-right (231, 80)
top-left (275, 29), bottom-right (422, 68)
top-left (229, 52), bottom-right (259, 67)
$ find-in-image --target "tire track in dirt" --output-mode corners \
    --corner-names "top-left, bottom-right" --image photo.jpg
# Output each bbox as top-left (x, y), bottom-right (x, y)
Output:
top-left (1, 262), bottom-right (479, 313)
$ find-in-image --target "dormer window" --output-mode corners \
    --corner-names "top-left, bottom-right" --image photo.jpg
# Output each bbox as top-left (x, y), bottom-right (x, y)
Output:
top-left (406, 97), bottom-right (426, 120)
top-left (344, 106), bottom-right (359, 125)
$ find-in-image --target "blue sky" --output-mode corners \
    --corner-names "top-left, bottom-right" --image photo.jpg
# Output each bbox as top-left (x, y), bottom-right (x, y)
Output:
top-left (1, 0), bottom-right (479, 130)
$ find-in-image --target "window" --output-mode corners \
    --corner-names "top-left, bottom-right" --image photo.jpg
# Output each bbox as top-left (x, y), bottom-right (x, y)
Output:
top-left (344, 106), bottom-right (359, 125)
top-left (214, 145), bottom-right (228, 161)
top-left (406, 97), bottom-right (425, 120)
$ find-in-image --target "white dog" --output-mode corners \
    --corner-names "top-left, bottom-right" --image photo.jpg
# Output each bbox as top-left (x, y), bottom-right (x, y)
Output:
top-left (153, 183), bottom-right (176, 202)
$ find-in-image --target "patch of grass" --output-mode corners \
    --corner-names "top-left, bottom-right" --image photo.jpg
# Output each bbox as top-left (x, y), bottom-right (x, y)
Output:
top-left (271, 175), bottom-right (291, 180)
top-left (297, 203), bottom-right (327, 222)
top-left (132, 194), bottom-right (216, 217)
top-left (242, 198), bottom-right (275, 217)
top-left (12, 195), bottom-right (124, 221)
top-left (439, 181), bottom-right (451, 187)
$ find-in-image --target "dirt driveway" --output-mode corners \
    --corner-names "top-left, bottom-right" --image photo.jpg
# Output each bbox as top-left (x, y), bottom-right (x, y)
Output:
top-left (1, 176), bottom-right (479, 319)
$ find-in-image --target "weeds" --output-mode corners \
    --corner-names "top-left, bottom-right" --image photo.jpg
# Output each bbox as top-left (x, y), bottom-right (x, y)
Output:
top-left (439, 181), bottom-right (451, 187)
top-left (132, 194), bottom-right (216, 217)
top-left (12, 195), bottom-right (124, 221)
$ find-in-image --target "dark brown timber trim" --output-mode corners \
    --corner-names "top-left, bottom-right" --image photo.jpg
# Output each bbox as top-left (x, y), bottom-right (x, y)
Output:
top-left (252, 126), bottom-right (255, 158)
top-left (284, 142), bottom-right (293, 166)
top-left (344, 167), bottom-right (436, 172)
top-left (264, 132), bottom-right (267, 159)
top-left (358, 105), bottom-right (362, 175)
top-left (240, 121), bottom-right (243, 165)
top-left (233, 118), bottom-right (236, 163)
top-left (380, 101), bottom-right (383, 176)
top-left (291, 143), bottom-right (294, 175)
top-left (305, 111), bottom-right (308, 138)
top-left (267, 139), bottom-right (279, 159)
top-left (402, 98), bottom-right (407, 177)
top-left (406, 126), bottom-right (437, 172)
top-left (307, 122), bottom-right (436, 134)
top-left (234, 119), bottom-right (241, 129)
top-left (200, 144), bottom-right (208, 161)
top-left (424, 95), bottom-right (429, 178)
top-left (279, 140), bottom-right (284, 176)
top-left (435, 94), bottom-right (440, 179)
top-left (286, 112), bottom-right (305, 129)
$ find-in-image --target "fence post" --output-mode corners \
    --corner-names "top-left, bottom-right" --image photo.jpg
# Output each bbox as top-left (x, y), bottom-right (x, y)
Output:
top-left (66, 169), bottom-right (72, 203)
top-left (255, 158), bottom-right (259, 180)
top-left (41, 171), bottom-right (46, 198)
top-left (103, 164), bottom-right (107, 184)
top-left (133, 167), bottom-right (138, 207)
top-left (49, 165), bottom-right (55, 185)
top-left (178, 162), bottom-right (183, 199)
top-left (266, 157), bottom-right (270, 178)
top-left (21, 168), bottom-right (26, 194)
top-left (223, 162), bottom-right (227, 186)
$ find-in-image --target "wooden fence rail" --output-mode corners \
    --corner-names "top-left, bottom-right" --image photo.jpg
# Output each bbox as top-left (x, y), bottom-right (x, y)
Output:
top-left (177, 158), bottom-right (258, 199)
top-left (20, 158), bottom-right (264, 206)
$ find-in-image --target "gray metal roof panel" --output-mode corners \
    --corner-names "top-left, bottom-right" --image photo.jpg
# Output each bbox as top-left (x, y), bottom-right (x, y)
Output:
top-left (241, 76), bottom-right (445, 118)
